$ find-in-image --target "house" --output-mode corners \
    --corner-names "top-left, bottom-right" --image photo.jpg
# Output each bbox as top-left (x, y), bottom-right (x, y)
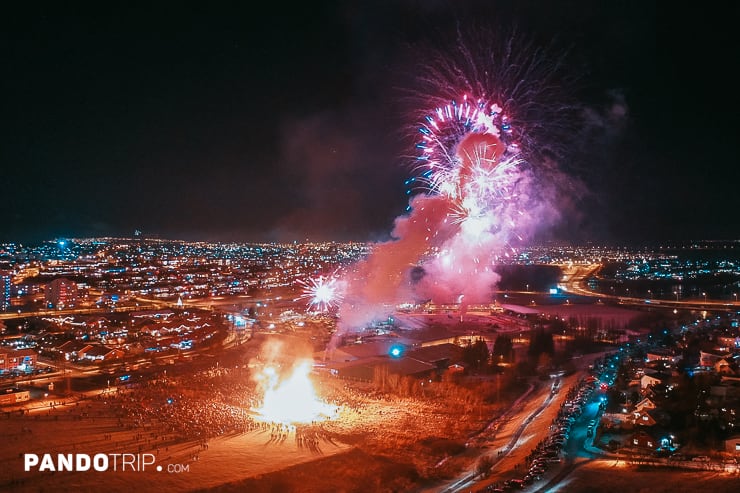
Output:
top-left (714, 357), bottom-right (739, 376)
top-left (724, 434), bottom-right (740, 455)
top-left (717, 335), bottom-right (740, 352)
top-left (631, 430), bottom-right (658, 450)
top-left (131, 309), bottom-right (175, 319)
top-left (82, 345), bottom-right (124, 361)
top-left (701, 350), bottom-right (726, 368)
top-left (395, 327), bottom-right (460, 348)
top-left (601, 412), bottom-right (631, 431)
top-left (646, 349), bottom-right (680, 365)
top-left (56, 340), bottom-right (94, 361)
top-left (404, 343), bottom-right (462, 370)
top-left (634, 397), bottom-right (657, 413)
top-left (641, 374), bottom-right (665, 390)
top-left (635, 408), bottom-right (672, 427)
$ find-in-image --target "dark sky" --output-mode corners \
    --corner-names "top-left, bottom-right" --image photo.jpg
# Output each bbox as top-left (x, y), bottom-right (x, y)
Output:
top-left (2, 1), bottom-right (738, 244)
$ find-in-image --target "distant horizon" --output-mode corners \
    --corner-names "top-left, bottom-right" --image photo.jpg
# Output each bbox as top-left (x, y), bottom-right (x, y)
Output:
top-left (2, 234), bottom-right (740, 249)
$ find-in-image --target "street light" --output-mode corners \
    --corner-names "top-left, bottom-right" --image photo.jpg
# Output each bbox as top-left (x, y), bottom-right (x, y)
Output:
top-left (733, 293), bottom-right (738, 302)
top-left (702, 292), bottom-right (707, 303)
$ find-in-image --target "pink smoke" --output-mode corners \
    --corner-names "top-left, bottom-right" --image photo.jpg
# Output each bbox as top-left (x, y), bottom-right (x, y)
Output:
top-left (336, 127), bottom-right (553, 340)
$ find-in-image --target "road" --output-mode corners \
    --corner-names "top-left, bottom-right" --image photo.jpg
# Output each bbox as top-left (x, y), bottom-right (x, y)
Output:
top-left (556, 262), bottom-right (740, 311)
top-left (422, 354), bottom-right (604, 493)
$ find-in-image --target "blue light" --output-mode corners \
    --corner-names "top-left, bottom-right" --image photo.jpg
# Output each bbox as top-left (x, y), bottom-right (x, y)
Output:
top-left (389, 345), bottom-right (404, 358)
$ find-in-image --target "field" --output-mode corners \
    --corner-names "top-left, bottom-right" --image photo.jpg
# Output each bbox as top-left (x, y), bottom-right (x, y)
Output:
top-left (0, 366), bottom-right (501, 493)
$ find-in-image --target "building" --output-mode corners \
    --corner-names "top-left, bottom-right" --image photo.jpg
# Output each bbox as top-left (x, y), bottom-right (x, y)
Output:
top-left (329, 355), bottom-right (436, 382)
top-left (640, 372), bottom-right (671, 390)
top-left (81, 345), bottom-right (124, 361)
top-left (700, 350), bottom-right (726, 368)
top-left (323, 341), bottom-right (400, 363)
top-left (725, 434), bottom-right (740, 455)
top-left (55, 340), bottom-right (93, 361)
top-left (0, 270), bottom-right (11, 311)
top-left (0, 348), bottom-right (37, 374)
top-left (45, 278), bottom-right (78, 309)
top-left (0, 387), bottom-right (30, 405)
top-left (631, 430), bottom-right (658, 450)
top-left (645, 349), bottom-right (680, 365)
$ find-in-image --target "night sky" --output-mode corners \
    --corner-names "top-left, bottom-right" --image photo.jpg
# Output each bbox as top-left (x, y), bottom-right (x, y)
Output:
top-left (2, 2), bottom-right (738, 244)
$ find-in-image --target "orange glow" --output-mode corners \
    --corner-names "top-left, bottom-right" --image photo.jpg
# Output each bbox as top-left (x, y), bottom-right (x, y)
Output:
top-left (253, 360), bottom-right (338, 424)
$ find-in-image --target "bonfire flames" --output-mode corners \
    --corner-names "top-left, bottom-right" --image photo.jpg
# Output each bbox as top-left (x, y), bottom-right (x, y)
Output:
top-left (252, 360), bottom-right (338, 424)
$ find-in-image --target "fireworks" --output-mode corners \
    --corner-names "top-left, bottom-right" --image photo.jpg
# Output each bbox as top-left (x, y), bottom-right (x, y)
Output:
top-left (409, 93), bottom-right (523, 244)
top-left (333, 28), bottom-right (578, 340)
top-left (298, 273), bottom-right (344, 312)
top-left (412, 95), bottom-right (516, 194)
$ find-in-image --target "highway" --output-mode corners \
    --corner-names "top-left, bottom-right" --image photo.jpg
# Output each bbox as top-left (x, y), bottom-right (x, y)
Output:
top-left (556, 262), bottom-right (740, 311)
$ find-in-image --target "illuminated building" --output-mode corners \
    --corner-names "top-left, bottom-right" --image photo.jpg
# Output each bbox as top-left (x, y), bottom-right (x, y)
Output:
top-left (0, 347), bottom-right (37, 373)
top-left (0, 270), bottom-right (10, 311)
top-left (45, 278), bottom-right (78, 309)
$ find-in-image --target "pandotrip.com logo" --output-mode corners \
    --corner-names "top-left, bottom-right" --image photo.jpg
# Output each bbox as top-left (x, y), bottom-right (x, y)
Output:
top-left (24, 453), bottom-right (190, 473)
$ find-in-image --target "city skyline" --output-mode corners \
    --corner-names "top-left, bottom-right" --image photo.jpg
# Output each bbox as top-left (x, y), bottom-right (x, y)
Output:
top-left (3, 2), bottom-right (738, 245)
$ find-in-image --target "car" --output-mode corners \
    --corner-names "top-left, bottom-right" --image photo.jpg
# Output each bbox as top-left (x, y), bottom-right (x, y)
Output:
top-left (504, 479), bottom-right (525, 489)
top-left (692, 456), bottom-right (711, 462)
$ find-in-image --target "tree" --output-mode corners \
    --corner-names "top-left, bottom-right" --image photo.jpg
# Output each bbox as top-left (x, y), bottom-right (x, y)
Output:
top-left (528, 328), bottom-right (554, 360)
top-left (476, 455), bottom-right (494, 478)
top-left (493, 334), bottom-right (514, 363)
top-left (463, 338), bottom-right (490, 372)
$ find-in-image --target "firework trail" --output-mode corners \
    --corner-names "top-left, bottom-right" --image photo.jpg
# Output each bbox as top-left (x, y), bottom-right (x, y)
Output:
top-left (332, 27), bottom-right (581, 344)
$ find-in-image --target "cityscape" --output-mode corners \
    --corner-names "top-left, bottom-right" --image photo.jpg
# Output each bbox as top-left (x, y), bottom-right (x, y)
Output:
top-left (2, 238), bottom-right (740, 492)
top-left (3, 2), bottom-right (739, 493)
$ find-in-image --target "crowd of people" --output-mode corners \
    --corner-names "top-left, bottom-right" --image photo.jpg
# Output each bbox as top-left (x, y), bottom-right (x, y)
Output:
top-left (93, 364), bottom-right (346, 452)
